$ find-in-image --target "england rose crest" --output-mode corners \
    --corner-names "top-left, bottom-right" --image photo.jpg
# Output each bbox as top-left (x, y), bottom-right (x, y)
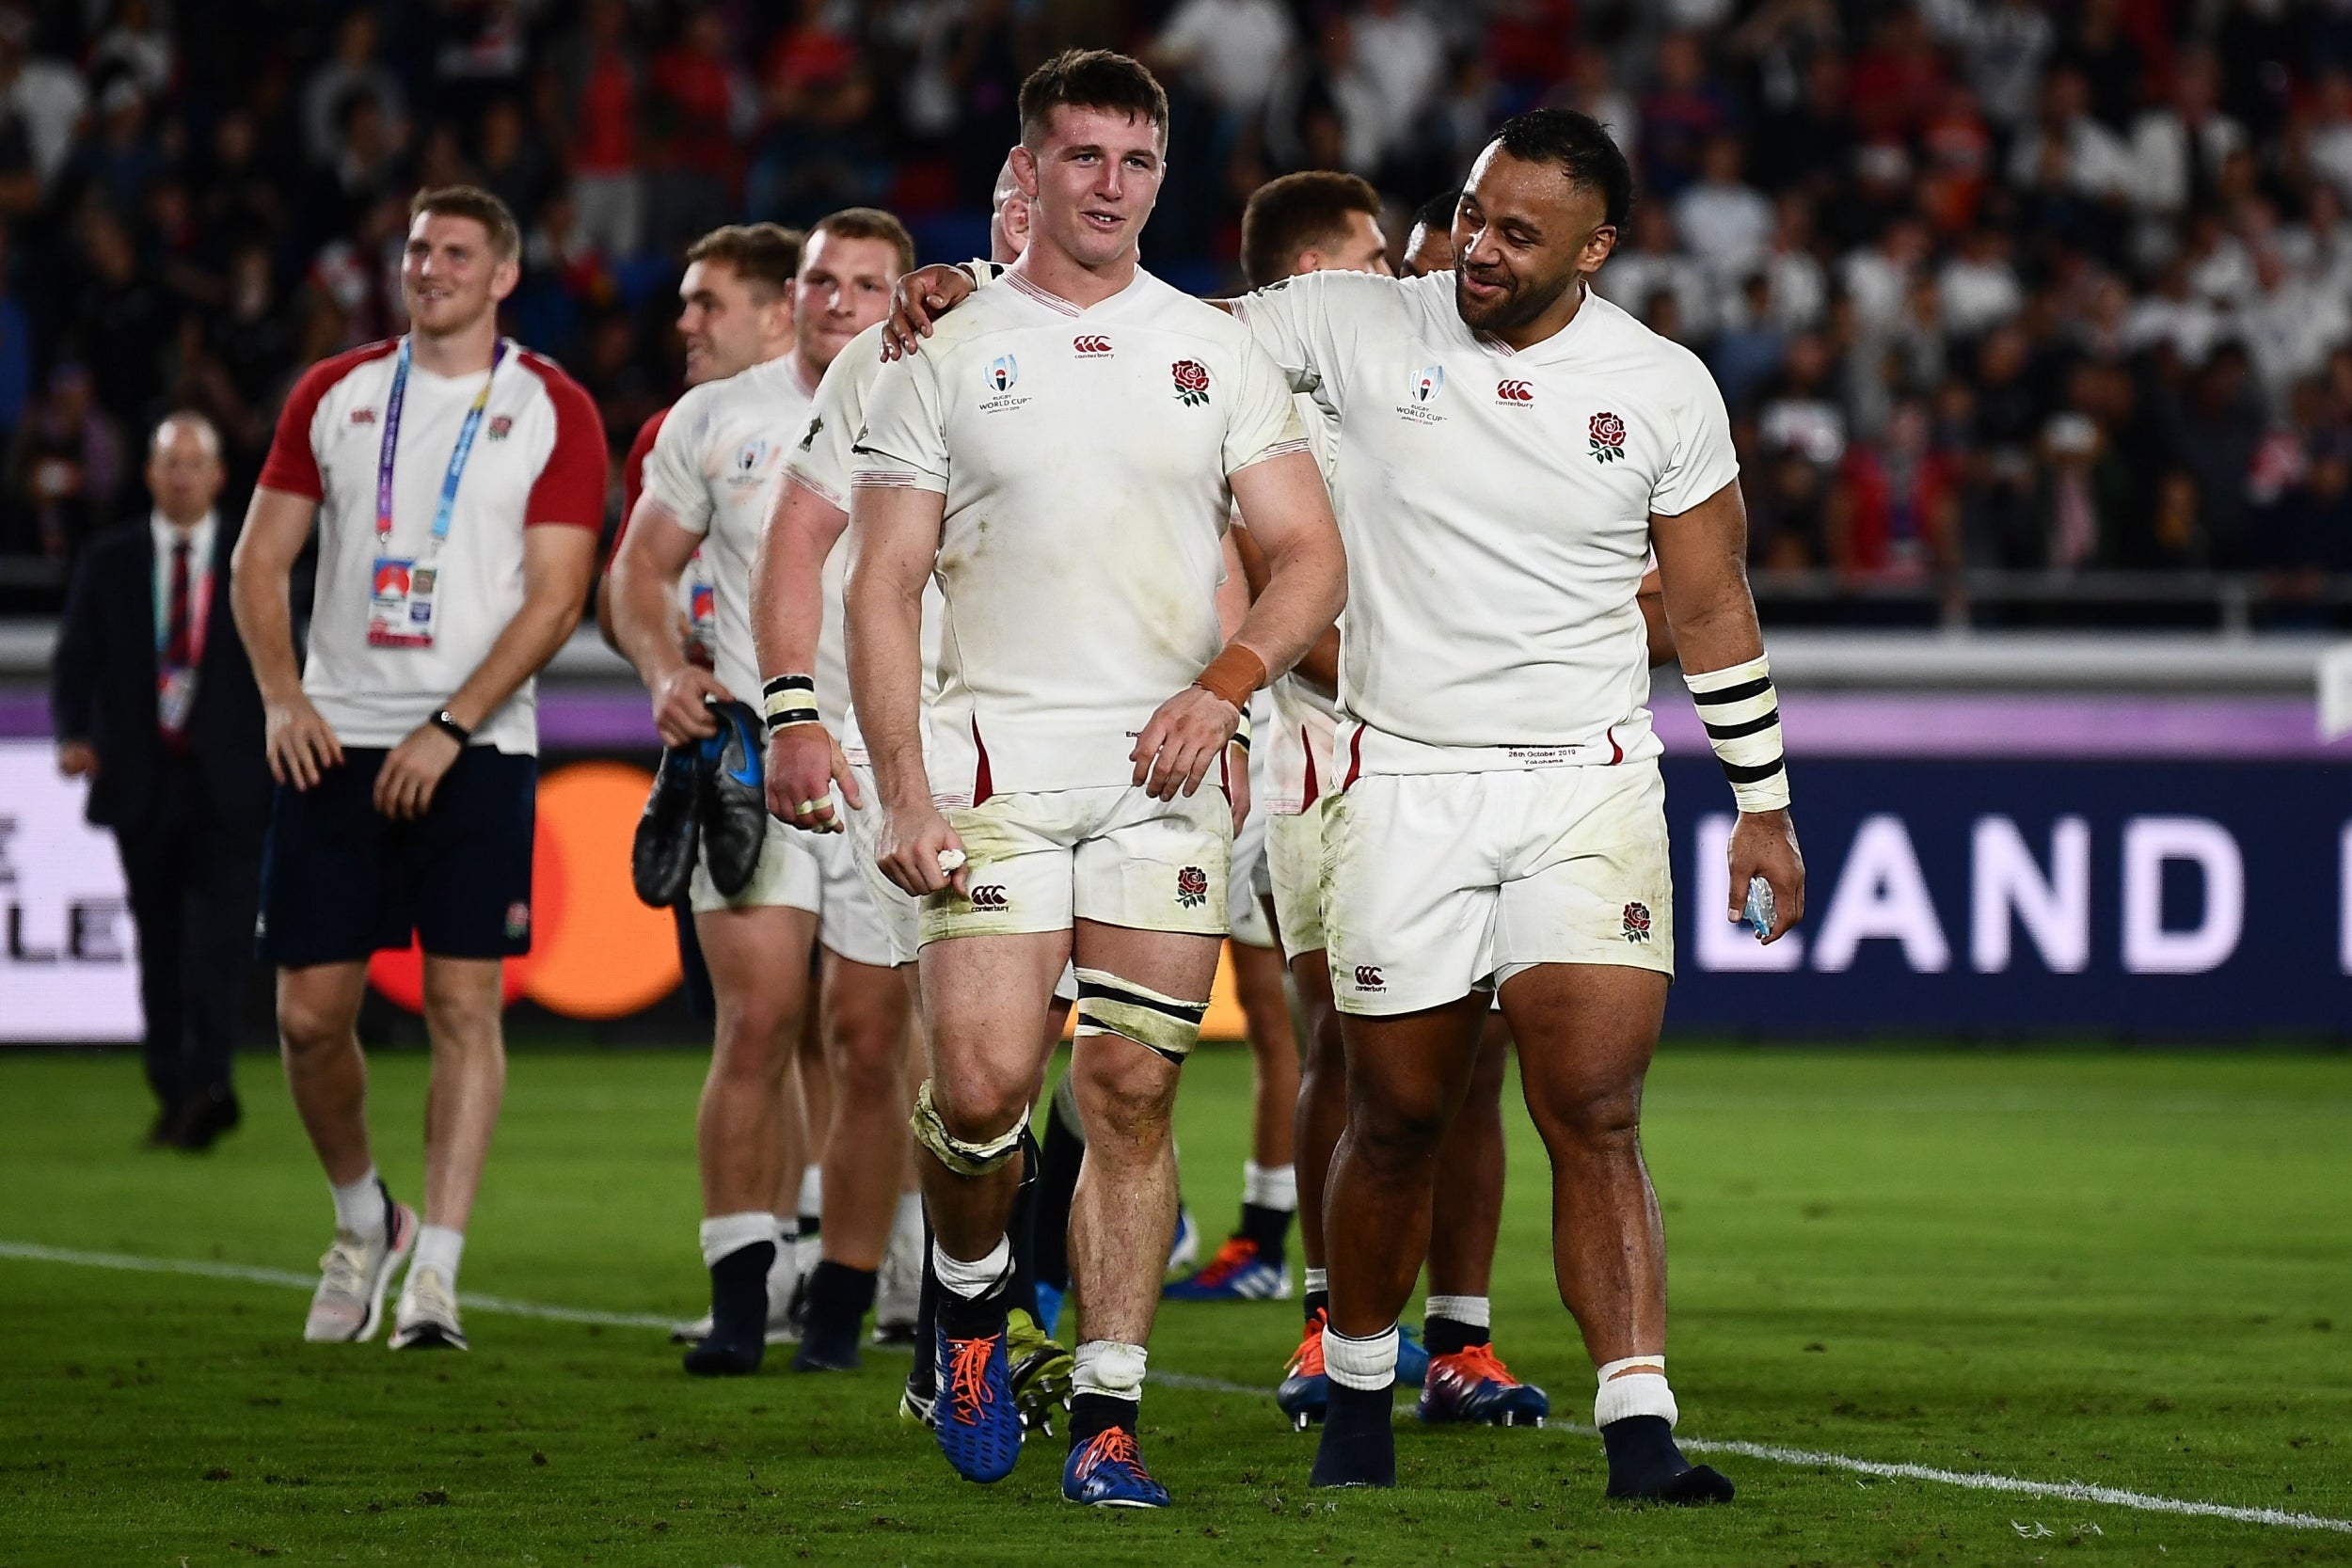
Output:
top-left (1590, 410), bottom-right (1628, 464)
top-left (1622, 900), bottom-right (1652, 942)
top-left (1172, 359), bottom-right (1212, 407)
top-left (1176, 865), bottom-right (1210, 908)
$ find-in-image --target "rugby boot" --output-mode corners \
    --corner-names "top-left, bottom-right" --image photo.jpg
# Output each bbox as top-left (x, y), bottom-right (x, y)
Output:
top-left (1277, 1307), bottom-right (1330, 1429)
top-left (1163, 1235), bottom-right (1291, 1302)
top-left (697, 697), bottom-right (767, 897)
top-left (1416, 1343), bottom-right (1549, 1427)
top-left (301, 1183), bottom-right (415, 1343)
top-left (933, 1313), bottom-right (1022, 1482)
top-left (1005, 1307), bottom-right (1073, 1437)
top-left (1062, 1426), bottom-right (1170, 1509)
top-left (630, 743), bottom-right (701, 907)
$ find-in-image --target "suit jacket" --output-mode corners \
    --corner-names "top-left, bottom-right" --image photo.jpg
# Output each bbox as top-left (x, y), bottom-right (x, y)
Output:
top-left (52, 515), bottom-right (271, 840)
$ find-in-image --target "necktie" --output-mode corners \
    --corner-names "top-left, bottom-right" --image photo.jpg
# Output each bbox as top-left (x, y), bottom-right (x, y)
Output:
top-left (161, 540), bottom-right (193, 751)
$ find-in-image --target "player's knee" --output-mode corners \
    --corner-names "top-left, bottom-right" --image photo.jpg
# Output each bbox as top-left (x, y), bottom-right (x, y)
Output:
top-left (1535, 1082), bottom-right (1643, 1149)
top-left (276, 994), bottom-right (350, 1055)
top-left (709, 1006), bottom-right (797, 1087)
top-left (1346, 1080), bottom-right (1451, 1165)
top-left (1070, 1044), bottom-right (1177, 1145)
top-left (911, 1077), bottom-right (1026, 1175)
top-left (822, 1005), bottom-right (908, 1098)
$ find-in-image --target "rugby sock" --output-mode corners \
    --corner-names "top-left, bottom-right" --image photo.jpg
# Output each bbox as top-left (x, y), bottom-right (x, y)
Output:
top-left (1423, 1293), bottom-right (1491, 1356)
top-left (1311, 1327), bottom-right (1398, 1488)
top-left (1008, 1137), bottom-right (1043, 1322)
top-left (932, 1234), bottom-right (1013, 1338)
top-left (1069, 1339), bottom-right (1147, 1443)
top-left (1302, 1266), bottom-right (1328, 1325)
top-left (1034, 1075), bottom-right (1086, 1294)
top-left (412, 1225), bottom-right (464, 1289)
top-left (1594, 1356), bottom-right (1733, 1503)
top-left (687, 1212), bottom-right (775, 1376)
top-left (1239, 1160), bottom-right (1295, 1265)
top-left (331, 1168), bottom-right (387, 1243)
top-left (907, 1208), bottom-right (940, 1402)
top-left (792, 1260), bottom-right (876, 1371)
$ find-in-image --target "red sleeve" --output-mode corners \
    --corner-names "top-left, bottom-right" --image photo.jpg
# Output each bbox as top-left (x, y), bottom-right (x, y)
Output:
top-left (255, 341), bottom-right (397, 499)
top-left (616, 406), bottom-right (669, 542)
top-left (519, 351), bottom-right (611, 531)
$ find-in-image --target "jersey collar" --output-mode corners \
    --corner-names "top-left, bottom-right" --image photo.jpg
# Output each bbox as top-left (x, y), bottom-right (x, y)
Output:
top-left (1460, 278), bottom-right (1600, 368)
top-left (1003, 263), bottom-right (1150, 319)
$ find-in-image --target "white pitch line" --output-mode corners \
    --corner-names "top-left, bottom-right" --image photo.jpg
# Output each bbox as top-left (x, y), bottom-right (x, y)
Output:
top-left (5, 1239), bottom-right (2345, 1535)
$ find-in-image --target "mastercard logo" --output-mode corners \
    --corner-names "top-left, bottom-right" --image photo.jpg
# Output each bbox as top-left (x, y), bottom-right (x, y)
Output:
top-left (368, 761), bottom-right (681, 1018)
top-left (368, 759), bottom-right (1254, 1033)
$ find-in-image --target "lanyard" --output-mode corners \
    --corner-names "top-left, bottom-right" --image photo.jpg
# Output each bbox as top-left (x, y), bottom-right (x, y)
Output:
top-left (375, 336), bottom-right (508, 555)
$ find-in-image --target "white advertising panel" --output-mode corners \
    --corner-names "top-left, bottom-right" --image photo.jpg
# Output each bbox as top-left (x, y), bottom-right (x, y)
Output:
top-left (0, 739), bottom-right (141, 1040)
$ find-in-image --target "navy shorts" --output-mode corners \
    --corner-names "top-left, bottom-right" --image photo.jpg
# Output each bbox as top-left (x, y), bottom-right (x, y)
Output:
top-left (257, 746), bottom-right (537, 968)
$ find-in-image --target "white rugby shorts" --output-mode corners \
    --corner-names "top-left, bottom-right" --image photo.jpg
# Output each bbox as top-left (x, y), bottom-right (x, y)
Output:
top-left (1265, 800), bottom-right (1327, 962)
top-left (689, 814), bottom-right (822, 918)
top-left (844, 762), bottom-right (922, 967)
top-left (1323, 759), bottom-right (1675, 1017)
top-left (920, 784), bottom-right (1232, 946)
top-left (1228, 784), bottom-right (1277, 950)
top-left (809, 821), bottom-right (898, 970)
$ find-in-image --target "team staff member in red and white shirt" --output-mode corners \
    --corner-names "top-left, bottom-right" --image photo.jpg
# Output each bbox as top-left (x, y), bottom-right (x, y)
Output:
top-left (230, 186), bottom-right (608, 1354)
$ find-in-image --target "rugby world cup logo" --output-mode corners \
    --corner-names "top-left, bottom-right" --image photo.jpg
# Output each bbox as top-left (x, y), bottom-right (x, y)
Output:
top-left (1412, 365), bottom-right (1444, 404)
top-left (987, 355), bottom-right (1019, 393)
top-left (373, 562), bottom-right (410, 598)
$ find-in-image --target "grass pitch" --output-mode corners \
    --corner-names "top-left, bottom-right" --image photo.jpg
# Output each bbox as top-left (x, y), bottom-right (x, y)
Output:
top-left (0, 1045), bottom-right (2346, 1567)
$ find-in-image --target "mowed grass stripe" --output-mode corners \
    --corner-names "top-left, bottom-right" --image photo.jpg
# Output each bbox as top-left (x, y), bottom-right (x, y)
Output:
top-left (8, 1236), bottom-right (2346, 1536)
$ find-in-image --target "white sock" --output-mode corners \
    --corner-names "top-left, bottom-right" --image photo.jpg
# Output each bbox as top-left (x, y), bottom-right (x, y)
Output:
top-left (1303, 1267), bottom-right (1327, 1296)
top-left (330, 1168), bottom-right (384, 1242)
top-left (797, 1165), bottom-right (823, 1218)
top-left (700, 1211), bottom-right (775, 1269)
top-left (412, 1225), bottom-right (464, 1287)
top-left (1072, 1339), bottom-right (1148, 1402)
top-left (1424, 1293), bottom-right (1490, 1329)
top-left (1594, 1354), bottom-right (1677, 1427)
top-left (1243, 1160), bottom-right (1296, 1212)
top-left (1321, 1323), bottom-right (1399, 1391)
top-left (932, 1234), bottom-right (1011, 1299)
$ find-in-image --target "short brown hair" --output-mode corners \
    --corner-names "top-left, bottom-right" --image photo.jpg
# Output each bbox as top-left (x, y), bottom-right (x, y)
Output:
top-left (1240, 171), bottom-right (1384, 289)
top-left (808, 207), bottom-right (916, 278)
top-left (685, 222), bottom-right (804, 298)
top-left (1018, 48), bottom-right (1168, 150)
top-left (409, 185), bottom-right (520, 261)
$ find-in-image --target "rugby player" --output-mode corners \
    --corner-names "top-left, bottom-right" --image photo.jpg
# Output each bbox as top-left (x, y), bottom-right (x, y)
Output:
top-left (609, 212), bottom-right (912, 1376)
top-left (847, 50), bottom-right (1345, 1506)
top-left (891, 111), bottom-right (1803, 1501)
top-left (232, 187), bottom-right (607, 1351)
top-left (600, 228), bottom-right (810, 1348)
top-left (755, 160), bottom-right (1077, 1424)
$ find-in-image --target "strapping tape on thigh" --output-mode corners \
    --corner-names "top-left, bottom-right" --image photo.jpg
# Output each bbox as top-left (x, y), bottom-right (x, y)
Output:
top-left (1072, 967), bottom-right (1208, 1064)
top-left (909, 1078), bottom-right (1025, 1176)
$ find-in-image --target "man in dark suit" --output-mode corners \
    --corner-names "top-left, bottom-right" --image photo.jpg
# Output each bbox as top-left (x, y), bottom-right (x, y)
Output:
top-left (54, 411), bottom-right (271, 1150)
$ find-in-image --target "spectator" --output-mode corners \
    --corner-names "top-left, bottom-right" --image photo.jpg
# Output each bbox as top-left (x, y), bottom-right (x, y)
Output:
top-left (300, 8), bottom-right (405, 170)
top-left (474, 96), bottom-right (550, 229)
top-left (0, 219), bottom-right (28, 441)
top-left (51, 412), bottom-right (266, 1152)
top-left (2304, 67), bottom-right (2352, 204)
top-left (2132, 48), bottom-right (2247, 216)
top-left (1639, 30), bottom-right (1736, 201)
top-left (73, 207), bottom-right (171, 432)
top-left (2053, 0), bottom-right (2143, 133)
top-left (547, 0), bottom-right (642, 259)
top-left (1841, 214), bottom-right (1931, 335)
top-left (1938, 227), bottom-right (2025, 338)
top-left (1675, 135), bottom-right (1773, 282)
top-left (6, 363), bottom-right (125, 562)
top-left (1597, 203), bottom-right (1716, 341)
top-left (749, 0), bottom-right (876, 222)
top-left (1922, 0), bottom-right (2054, 131)
top-left (89, 0), bottom-right (174, 99)
top-left (1847, 7), bottom-right (1947, 143)
top-left (2007, 68), bottom-right (2137, 203)
top-left (2159, 340), bottom-right (2264, 566)
top-left (1351, 0), bottom-right (1445, 163)
top-left (1762, 192), bottom-right (1828, 332)
top-left (1151, 0), bottom-right (1295, 127)
top-left (647, 8), bottom-right (750, 254)
top-left (60, 73), bottom-right (167, 221)
top-left (1708, 272), bottom-right (1788, 412)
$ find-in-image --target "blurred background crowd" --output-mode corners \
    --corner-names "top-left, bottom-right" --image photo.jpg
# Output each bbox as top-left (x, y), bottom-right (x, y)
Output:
top-left (0, 0), bottom-right (2347, 627)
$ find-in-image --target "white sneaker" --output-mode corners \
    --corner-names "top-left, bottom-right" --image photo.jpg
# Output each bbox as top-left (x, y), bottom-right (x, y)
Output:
top-left (302, 1190), bottom-right (416, 1343)
top-left (389, 1265), bottom-right (469, 1351)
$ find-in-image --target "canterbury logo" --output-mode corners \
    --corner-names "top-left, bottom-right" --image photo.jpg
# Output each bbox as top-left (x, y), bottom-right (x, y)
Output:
top-left (969, 884), bottom-right (1009, 911)
top-left (1354, 965), bottom-right (1384, 990)
top-left (1497, 380), bottom-right (1535, 404)
top-left (1073, 335), bottom-right (1112, 356)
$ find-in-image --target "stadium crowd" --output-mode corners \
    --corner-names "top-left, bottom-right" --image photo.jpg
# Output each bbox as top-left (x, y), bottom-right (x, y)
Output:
top-left (0, 0), bottom-right (2348, 601)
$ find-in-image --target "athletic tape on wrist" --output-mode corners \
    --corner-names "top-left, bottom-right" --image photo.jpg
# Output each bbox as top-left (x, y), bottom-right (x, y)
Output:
top-left (1194, 642), bottom-right (1267, 713)
top-left (1683, 654), bottom-right (1790, 814)
top-left (1072, 967), bottom-right (1209, 1064)
top-left (908, 1078), bottom-right (1025, 1177)
top-left (761, 673), bottom-right (820, 736)
top-left (962, 260), bottom-right (1004, 289)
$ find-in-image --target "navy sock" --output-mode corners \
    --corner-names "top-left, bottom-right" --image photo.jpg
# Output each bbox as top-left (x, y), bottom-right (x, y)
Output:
top-left (1067, 1391), bottom-right (1137, 1446)
top-left (1600, 1415), bottom-right (1735, 1503)
top-left (1239, 1201), bottom-right (1292, 1263)
top-left (1423, 1314), bottom-right (1487, 1357)
top-left (682, 1241), bottom-right (772, 1376)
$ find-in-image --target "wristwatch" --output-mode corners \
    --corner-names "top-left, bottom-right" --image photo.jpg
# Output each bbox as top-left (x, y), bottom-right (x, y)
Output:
top-left (431, 709), bottom-right (472, 747)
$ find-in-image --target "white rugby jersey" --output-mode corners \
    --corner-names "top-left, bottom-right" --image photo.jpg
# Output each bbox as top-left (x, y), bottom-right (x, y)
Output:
top-left (1262, 389), bottom-right (1340, 815)
top-left (259, 338), bottom-right (607, 754)
top-left (1230, 271), bottom-right (1737, 777)
top-left (851, 266), bottom-right (1307, 800)
top-left (783, 321), bottom-right (945, 761)
top-left (637, 353), bottom-right (816, 706)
